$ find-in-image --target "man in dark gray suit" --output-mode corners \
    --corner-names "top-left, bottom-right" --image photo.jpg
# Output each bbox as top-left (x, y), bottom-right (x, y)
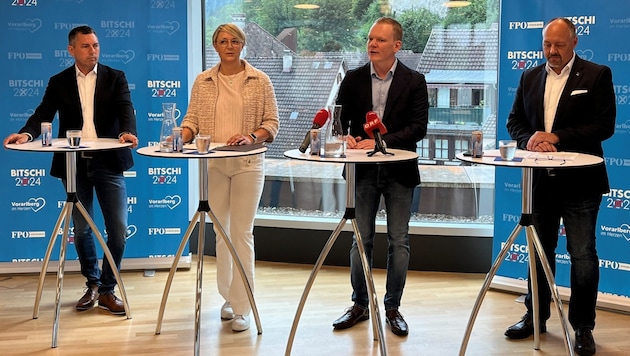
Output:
top-left (331, 17), bottom-right (428, 337)
top-left (3, 26), bottom-right (138, 315)
top-left (504, 18), bottom-right (615, 356)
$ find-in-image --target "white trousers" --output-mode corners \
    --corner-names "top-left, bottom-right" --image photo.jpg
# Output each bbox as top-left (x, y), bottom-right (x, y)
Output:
top-left (208, 153), bottom-right (264, 316)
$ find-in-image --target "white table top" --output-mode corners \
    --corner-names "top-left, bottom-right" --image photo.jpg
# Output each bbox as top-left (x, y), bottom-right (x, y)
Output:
top-left (137, 143), bottom-right (267, 159)
top-left (456, 149), bottom-right (603, 168)
top-left (5, 138), bottom-right (132, 152)
top-left (284, 148), bottom-right (418, 164)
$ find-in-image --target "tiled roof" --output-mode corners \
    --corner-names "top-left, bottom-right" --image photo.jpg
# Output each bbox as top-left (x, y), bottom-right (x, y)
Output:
top-left (317, 50), bottom-right (422, 71)
top-left (417, 25), bottom-right (498, 73)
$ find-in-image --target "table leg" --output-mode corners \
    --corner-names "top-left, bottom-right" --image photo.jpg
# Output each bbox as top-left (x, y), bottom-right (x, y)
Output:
top-left (51, 203), bottom-right (73, 348)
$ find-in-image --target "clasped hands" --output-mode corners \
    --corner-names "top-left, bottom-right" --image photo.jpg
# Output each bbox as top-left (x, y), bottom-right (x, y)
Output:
top-left (526, 131), bottom-right (559, 152)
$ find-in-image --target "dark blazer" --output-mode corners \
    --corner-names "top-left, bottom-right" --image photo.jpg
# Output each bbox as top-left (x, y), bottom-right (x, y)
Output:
top-left (336, 61), bottom-right (428, 187)
top-left (19, 64), bottom-right (137, 179)
top-left (507, 55), bottom-right (616, 196)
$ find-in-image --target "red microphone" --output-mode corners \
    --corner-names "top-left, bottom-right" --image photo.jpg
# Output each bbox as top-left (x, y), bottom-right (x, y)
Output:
top-left (363, 111), bottom-right (392, 156)
top-left (299, 109), bottom-right (329, 153)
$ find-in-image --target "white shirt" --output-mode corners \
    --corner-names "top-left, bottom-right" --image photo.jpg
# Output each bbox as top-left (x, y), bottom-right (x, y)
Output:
top-left (76, 64), bottom-right (98, 139)
top-left (543, 53), bottom-right (575, 133)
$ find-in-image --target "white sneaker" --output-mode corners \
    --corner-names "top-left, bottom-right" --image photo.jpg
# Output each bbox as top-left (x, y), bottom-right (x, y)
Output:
top-left (231, 314), bottom-right (250, 332)
top-left (220, 302), bottom-right (234, 320)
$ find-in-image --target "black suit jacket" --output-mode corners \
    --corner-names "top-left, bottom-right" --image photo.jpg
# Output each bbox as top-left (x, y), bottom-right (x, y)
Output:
top-left (336, 61), bottom-right (428, 187)
top-left (506, 56), bottom-right (616, 196)
top-left (19, 64), bottom-right (137, 179)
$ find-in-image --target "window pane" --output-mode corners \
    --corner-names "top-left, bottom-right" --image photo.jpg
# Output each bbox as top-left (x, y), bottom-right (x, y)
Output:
top-left (204, 0), bottom-right (497, 225)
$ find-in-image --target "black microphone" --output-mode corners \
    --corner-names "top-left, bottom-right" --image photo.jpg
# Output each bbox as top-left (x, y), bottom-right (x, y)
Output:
top-left (363, 111), bottom-right (393, 156)
top-left (298, 109), bottom-right (329, 153)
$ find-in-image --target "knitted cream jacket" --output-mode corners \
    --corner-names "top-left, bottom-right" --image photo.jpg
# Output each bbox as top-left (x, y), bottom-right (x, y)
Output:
top-left (180, 59), bottom-right (279, 142)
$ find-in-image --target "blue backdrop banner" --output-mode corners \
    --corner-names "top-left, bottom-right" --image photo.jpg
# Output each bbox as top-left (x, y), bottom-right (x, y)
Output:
top-left (0, 0), bottom-right (190, 271)
top-left (495, 2), bottom-right (630, 302)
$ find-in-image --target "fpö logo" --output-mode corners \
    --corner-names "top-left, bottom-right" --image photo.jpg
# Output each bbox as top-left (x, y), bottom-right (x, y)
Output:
top-left (11, 197), bottom-right (46, 212)
top-left (7, 18), bottom-right (41, 32)
top-left (599, 258), bottom-right (630, 271)
top-left (603, 188), bottom-right (630, 210)
top-left (100, 20), bottom-right (135, 39)
top-left (147, 53), bottom-right (180, 62)
top-left (54, 22), bottom-right (88, 31)
top-left (100, 50), bottom-right (135, 65)
top-left (506, 50), bottom-right (543, 70)
top-left (148, 166), bottom-right (182, 185)
top-left (11, 168), bottom-right (46, 187)
top-left (148, 108), bottom-right (181, 122)
top-left (11, 0), bottom-right (38, 6)
top-left (11, 230), bottom-right (45, 239)
top-left (148, 195), bottom-right (182, 210)
top-left (9, 79), bottom-right (45, 98)
top-left (614, 85), bottom-right (630, 106)
top-left (148, 80), bottom-right (180, 98)
top-left (600, 223), bottom-right (630, 241)
top-left (8, 52), bottom-right (42, 60)
top-left (147, 21), bottom-right (180, 35)
top-left (507, 21), bottom-right (543, 30)
top-left (148, 227), bottom-right (181, 236)
top-left (604, 156), bottom-right (630, 167)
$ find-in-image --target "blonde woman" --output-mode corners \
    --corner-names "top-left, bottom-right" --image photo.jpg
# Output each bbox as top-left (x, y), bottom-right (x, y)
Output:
top-left (180, 23), bottom-right (279, 332)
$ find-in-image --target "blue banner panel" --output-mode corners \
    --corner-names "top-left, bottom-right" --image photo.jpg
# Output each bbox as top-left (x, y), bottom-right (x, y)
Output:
top-left (496, 2), bottom-right (630, 299)
top-left (0, 0), bottom-right (190, 269)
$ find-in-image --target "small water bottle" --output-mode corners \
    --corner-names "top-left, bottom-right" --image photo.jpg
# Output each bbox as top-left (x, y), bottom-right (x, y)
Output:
top-left (159, 103), bottom-right (177, 153)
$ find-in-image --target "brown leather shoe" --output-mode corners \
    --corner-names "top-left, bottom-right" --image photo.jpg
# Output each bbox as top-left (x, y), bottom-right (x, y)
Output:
top-left (386, 309), bottom-right (409, 336)
top-left (332, 305), bottom-right (369, 329)
top-left (97, 293), bottom-right (126, 315)
top-left (76, 285), bottom-right (99, 311)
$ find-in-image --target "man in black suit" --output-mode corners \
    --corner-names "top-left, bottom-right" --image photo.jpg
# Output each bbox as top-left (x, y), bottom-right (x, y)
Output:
top-left (331, 17), bottom-right (428, 336)
top-left (3, 26), bottom-right (138, 315)
top-left (504, 18), bottom-right (615, 356)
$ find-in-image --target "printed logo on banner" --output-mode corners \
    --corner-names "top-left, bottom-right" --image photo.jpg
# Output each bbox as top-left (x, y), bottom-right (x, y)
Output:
top-left (565, 15), bottom-right (596, 36)
top-left (10, 197), bottom-right (46, 212)
top-left (148, 166), bottom-right (182, 185)
top-left (10, 168), bottom-right (45, 187)
top-left (575, 49), bottom-right (594, 60)
top-left (53, 22), bottom-right (88, 31)
top-left (7, 18), bottom-right (41, 32)
top-left (100, 50), bottom-right (136, 65)
top-left (147, 21), bottom-right (180, 35)
top-left (615, 86), bottom-right (630, 107)
top-left (148, 227), bottom-right (181, 236)
top-left (126, 225), bottom-right (138, 239)
top-left (8, 108), bottom-right (34, 123)
top-left (11, 0), bottom-right (39, 7)
top-left (603, 187), bottom-right (630, 210)
top-left (148, 195), bottom-right (182, 209)
top-left (100, 20), bottom-right (134, 39)
top-left (150, 0), bottom-right (176, 9)
top-left (54, 48), bottom-right (75, 68)
top-left (147, 108), bottom-right (181, 122)
top-left (11, 230), bottom-right (45, 239)
top-left (604, 156), bottom-right (630, 167)
top-left (147, 53), bottom-right (180, 62)
top-left (9, 79), bottom-right (44, 98)
top-left (610, 17), bottom-right (630, 29)
top-left (506, 50), bottom-right (543, 70)
top-left (600, 223), bottom-right (630, 241)
top-left (599, 258), bottom-right (630, 272)
top-left (500, 241), bottom-right (530, 264)
top-left (507, 21), bottom-right (544, 30)
top-left (127, 196), bottom-right (137, 214)
top-left (8, 51), bottom-right (42, 60)
top-left (608, 53), bottom-right (630, 62)
top-left (615, 119), bottom-right (630, 134)
top-left (147, 80), bottom-right (180, 98)
top-left (501, 181), bottom-right (521, 193)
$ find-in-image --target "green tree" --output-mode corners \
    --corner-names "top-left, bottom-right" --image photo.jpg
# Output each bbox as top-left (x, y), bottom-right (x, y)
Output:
top-left (397, 8), bottom-right (441, 53)
top-left (443, 0), bottom-right (498, 27)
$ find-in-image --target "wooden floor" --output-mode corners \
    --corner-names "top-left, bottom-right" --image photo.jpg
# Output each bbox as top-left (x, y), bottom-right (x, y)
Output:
top-left (1, 256), bottom-right (629, 355)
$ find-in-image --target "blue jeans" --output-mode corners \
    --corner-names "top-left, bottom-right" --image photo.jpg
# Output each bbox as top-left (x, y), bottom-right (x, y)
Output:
top-left (65, 158), bottom-right (128, 294)
top-left (525, 175), bottom-right (601, 330)
top-left (350, 164), bottom-right (414, 311)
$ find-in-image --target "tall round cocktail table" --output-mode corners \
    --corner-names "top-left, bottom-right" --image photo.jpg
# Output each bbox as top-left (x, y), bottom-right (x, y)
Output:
top-left (456, 149), bottom-right (604, 356)
top-left (283, 148), bottom-right (419, 356)
top-left (5, 138), bottom-right (133, 348)
top-left (137, 143), bottom-right (266, 356)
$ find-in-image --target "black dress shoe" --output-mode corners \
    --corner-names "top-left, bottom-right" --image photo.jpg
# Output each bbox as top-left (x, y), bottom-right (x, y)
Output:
top-left (574, 328), bottom-right (596, 356)
top-left (386, 309), bottom-right (408, 336)
top-left (332, 305), bottom-right (369, 329)
top-left (504, 314), bottom-right (546, 339)
top-left (97, 293), bottom-right (126, 315)
top-left (76, 285), bottom-right (99, 311)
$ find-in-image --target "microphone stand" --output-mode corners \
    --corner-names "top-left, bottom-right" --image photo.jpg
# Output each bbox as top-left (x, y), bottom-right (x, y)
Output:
top-left (367, 133), bottom-right (394, 157)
